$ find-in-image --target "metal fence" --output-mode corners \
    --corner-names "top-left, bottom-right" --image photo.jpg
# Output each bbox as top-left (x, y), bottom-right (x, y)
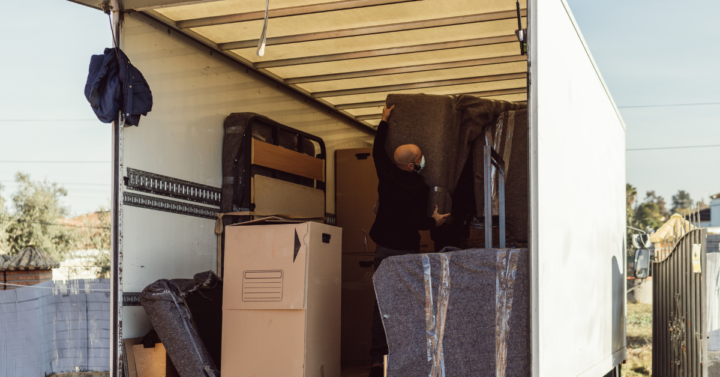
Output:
top-left (0, 279), bottom-right (111, 377)
top-left (653, 228), bottom-right (708, 377)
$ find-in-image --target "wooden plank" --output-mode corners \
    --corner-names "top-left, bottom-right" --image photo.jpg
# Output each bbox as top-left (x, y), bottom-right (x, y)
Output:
top-left (176, 0), bottom-right (417, 29)
top-left (218, 9), bottom-right (526, 50)
top-left (253, 36), bottom-right (517, 68)
top-left (251, 139), bottom-right (325, 182)
top-left (124, 338), bottom-right (143, 377)
top-left (252, 176), bottom-right (325, 219)
top-left (133, 343), bottom-right (166, 377)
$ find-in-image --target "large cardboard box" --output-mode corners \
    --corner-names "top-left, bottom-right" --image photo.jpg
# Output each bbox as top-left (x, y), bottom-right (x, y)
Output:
top-left (222, 218), bottom-right (342, 377)
top-left (335, 148), bottom-right (377, 362)
top-left (335, 148), bottom-right (435, 362)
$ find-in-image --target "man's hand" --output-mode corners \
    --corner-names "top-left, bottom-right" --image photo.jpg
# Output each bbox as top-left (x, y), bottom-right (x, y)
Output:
top-left (432, 205), bottom-right (450, 227)
top-left (381, 105), bottom-right (395, 122)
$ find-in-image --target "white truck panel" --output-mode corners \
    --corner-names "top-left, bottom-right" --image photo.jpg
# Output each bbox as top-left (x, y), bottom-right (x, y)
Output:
top-left (120, 14), bottom-right (373, 338)
top-left (531, 1), bottom-right (626, 376)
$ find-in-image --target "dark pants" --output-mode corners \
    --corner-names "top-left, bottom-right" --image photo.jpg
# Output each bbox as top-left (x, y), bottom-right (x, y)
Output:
top-left (370, 245), bottom-right (418, 364)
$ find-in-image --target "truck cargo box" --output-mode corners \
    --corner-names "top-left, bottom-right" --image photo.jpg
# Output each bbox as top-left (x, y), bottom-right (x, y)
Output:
top-left (61, 0), bottom-right (626, 376)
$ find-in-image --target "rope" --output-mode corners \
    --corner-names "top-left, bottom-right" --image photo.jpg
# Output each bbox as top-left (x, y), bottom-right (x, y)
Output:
top-left (214, 211), bottom-right (325, 277)
top-left (0, 282), bottom-right (111, 291)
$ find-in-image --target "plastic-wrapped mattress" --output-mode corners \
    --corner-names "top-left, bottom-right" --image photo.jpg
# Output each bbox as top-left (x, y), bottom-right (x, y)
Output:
top-left (472, 109), bottom-right (529, 243)
top-left (385, 94), bottom-right (525, 215)
top-left (373, 248), bottom-right (529, 377)
top-left (170, 271), bottom-right (224, 370)
top-left (221, 113), bottom-right (316, 227)
top-left (140, 271), bottom-right (223, 377)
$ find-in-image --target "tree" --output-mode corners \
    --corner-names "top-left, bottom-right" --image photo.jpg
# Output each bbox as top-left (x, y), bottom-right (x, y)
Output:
top-left (626, 184), bottom-right (637, 252)
top-left (4, 173), bottom-right (79, 260)
top-left (671, 190), bottom-right (693, 214)
top-left (0, 183), bottom-right (10, 254)
top-left (627, 184), bottom-right (637, 209)
top-left (74, 206), bottom-right (111, 279)
top-left (634, 201), bottom-right (664, 231)
top-left (634, 191), bottom-right (669, 232)
top-left (644, 191), bottom-right (669, 220)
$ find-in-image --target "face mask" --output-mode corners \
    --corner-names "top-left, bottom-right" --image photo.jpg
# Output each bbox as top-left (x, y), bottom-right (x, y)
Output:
top-left (412, 155), bottom-right (425, 173)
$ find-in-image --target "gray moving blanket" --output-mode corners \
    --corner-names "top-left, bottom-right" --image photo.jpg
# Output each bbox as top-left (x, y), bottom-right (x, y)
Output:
top-left (385, 94), bottom-right (525, 215)
top-left (373, 248), bottom-right (530, 377)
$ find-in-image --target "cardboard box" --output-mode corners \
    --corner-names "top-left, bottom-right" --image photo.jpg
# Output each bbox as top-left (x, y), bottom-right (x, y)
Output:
top-left (340, 254), bottom-right (375, 362)
top-left (335, 148), bottom-right (379, 256)
top-left (124, 338), bottom-right (179, 377)
top-left (335, 148), bottom-right (436, 362)
top-left (222, 218), bottom-right (342, 377)
top-left (335, 148), bottom-right (377, 362)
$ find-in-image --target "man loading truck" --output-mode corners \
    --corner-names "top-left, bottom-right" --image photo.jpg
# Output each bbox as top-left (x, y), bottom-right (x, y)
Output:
top-left (368, 105), bottom-right (451, 376)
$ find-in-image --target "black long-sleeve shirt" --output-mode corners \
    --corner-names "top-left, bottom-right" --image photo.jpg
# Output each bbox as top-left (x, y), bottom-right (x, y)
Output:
top-left (369, 121), bottom-right (435, 251)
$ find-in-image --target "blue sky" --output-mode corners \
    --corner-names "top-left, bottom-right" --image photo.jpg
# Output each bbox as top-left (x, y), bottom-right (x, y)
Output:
top-left (567, 0), bottom-right (720, 206)
top-left (1, 0), bottom-right (719, 216)
top-left (0, 1), bottom-right (111, 215)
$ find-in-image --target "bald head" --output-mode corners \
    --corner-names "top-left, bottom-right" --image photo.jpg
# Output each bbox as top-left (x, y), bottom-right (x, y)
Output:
top-left (394, 144), bottom-right (423, 172)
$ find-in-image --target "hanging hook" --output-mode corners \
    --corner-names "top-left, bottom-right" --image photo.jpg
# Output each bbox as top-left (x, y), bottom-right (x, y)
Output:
top-left (515, 1), bottom-right (527, 55)
top-left (257, 0), bottom-right (271, 56)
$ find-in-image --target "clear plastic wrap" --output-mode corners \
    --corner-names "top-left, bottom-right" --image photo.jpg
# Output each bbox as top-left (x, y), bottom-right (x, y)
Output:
top-left (374, 248), bottom-right (529, 377)
top-left (140, 277), bottom-right (220, 377)
top-left (495, 249), bottom-right (521, 377)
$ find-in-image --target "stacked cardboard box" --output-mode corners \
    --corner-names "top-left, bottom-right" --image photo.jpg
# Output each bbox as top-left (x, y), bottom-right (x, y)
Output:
top-left (222, 218), bottom-right (342, 377)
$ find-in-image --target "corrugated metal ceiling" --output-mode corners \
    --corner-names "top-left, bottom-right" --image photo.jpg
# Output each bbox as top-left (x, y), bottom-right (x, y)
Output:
top-left (117, 0), bottom-right (528, 128)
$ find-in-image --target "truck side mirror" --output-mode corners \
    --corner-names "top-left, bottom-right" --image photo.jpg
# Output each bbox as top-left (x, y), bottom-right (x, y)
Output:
top-left (634, 248), bottom-right (650, 279)
top-left (633, 234), bottom-right (651, 249)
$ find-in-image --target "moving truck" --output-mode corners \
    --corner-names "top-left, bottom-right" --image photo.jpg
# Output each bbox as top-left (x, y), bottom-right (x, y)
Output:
top-left (62, 0), bottom-right (627, 375)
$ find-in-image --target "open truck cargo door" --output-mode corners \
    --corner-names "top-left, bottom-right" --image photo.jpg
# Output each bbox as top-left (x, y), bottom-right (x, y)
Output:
top-left (529, 0), bottom-right (626, 376)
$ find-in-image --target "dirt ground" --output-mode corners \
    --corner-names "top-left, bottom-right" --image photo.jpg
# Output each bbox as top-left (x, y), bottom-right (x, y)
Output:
top-left (624, 302), bottom-right (653, 376)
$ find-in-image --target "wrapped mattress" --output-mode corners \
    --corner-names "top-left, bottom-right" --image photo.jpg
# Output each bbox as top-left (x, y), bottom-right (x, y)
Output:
top-left (140, 272), bottom-right (223, 377)
top-left (472, 109), bottom-right (529, 243)
top-left (221, 113), bottom-right (316, 227)
top-left (373, 248), bottom-right (529, 377)
top-left (170, 271), bottom-right (224, 370)
top-left (385, 94), bottom-right (525, 215)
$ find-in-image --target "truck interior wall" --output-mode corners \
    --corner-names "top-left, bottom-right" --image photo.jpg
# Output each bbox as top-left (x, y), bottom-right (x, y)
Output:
top-left (119, 13), bottom-right (373, 339)
top-left (531, 1), bottom-right (626, 376)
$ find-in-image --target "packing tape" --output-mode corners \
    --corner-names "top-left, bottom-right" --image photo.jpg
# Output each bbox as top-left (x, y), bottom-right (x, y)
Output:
top-left (432, 186), bottom-right (452, 195)
top-left (433, 254), bottom-right (451, 377)
top-left (214, 212), bottom-right (325, 277)
top-left (422, 255), bottom-right (435, 363)
top-left (422, 254), bottom-right (452, 377)
top-left (495, 249), bottom-right (520, 377)
top-left (167, 286), bottom-right (214, 376)
top-left (490, 111), bottom-right (516, 215)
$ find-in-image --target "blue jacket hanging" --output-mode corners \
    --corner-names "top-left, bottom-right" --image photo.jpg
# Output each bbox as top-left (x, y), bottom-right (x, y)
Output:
top-left (84, 48), bottom-right (152, 126)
